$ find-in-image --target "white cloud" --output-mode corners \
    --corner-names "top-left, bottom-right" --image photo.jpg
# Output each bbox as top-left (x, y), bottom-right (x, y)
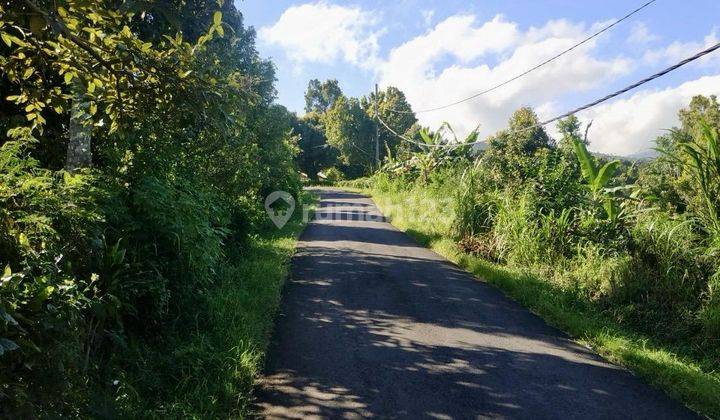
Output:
top-left (378, 16), bottom-right (632, 145)
top-left (258, 2), bottom-right (382, 69)
top-left (643, 30), bottom-right (719, 67)
top-left (262, 3), bottom-right (720, 156)
top-left (628, 22), bottom-right (659, 45)
top-left (568, 75), bottom-right (720, 156)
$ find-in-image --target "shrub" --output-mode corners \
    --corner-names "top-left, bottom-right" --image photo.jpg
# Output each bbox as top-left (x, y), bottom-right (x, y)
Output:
top-left (323, 167), bottom-right (346, 184)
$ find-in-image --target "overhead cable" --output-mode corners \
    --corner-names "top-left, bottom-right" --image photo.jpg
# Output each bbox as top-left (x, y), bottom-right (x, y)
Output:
top-left (380, 41), bottom-right (720, 148)
top-left (386, 0), bottom-right (657, 115)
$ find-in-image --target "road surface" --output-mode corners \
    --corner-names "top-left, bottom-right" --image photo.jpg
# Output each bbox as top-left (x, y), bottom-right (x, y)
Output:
top-left (256, 189), bottom-right (696, 419)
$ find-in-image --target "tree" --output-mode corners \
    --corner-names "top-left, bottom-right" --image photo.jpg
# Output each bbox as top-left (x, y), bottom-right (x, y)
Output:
top-left (639, 95), bottom-right (720, 215)
top-left (0, 1), bottom-right (302, 414)
top-left (483, 107), bottom-right (552, 185)
top-left (557, 115), bottom-right (586, 155)
top-left (361, 86), bottom-right (417, 161)
top-left (294, 112), bottom-right (337, 180)
top-left (304, 79), bottom-right (343, 114)
top-left (323, 96), bottom-right (374, 178)
top-left (679, 95), bottom-right (720, 139)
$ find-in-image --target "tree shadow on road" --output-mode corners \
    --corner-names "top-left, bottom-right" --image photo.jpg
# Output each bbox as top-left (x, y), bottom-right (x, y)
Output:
top-left (255, 236), bottom-right (695, 419)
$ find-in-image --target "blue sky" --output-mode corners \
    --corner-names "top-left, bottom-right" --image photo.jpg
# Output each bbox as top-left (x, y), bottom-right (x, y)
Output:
top-left (236, 0), bottom-right (720, 155)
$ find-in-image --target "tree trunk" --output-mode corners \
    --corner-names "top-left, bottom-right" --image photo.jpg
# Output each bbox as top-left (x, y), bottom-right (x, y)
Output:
top-left (66, 80), bottom-right (92, 171)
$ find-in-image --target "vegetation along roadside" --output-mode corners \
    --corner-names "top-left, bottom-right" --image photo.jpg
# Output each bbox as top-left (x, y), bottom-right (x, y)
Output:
top-left (1, 1), bottom-right (311, 416)
top-left (344, 99), bottom-right (720, 418)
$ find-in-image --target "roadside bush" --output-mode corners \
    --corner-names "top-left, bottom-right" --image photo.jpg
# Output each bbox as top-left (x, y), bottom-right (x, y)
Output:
top-left (323, 167), bottom-right (346, 184)
top-left (446, 101), bottom-right (720, 354)
top-left (0, 1), bottom-right (302, 416)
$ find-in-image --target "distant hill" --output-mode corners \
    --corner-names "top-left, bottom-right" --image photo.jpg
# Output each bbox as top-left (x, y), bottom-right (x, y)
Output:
top-left (472, 141), bottom-right (655, 162)
top-left (591, 149), bottom-right (658, 162)
top-left (626, 149), bottom-right (659, 160)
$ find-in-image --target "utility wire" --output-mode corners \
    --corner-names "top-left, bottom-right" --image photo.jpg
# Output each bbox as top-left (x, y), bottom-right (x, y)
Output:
top-left (386, 0), bottom-right (657, 115)
top-left (380, 41), bottom-right (720, 148)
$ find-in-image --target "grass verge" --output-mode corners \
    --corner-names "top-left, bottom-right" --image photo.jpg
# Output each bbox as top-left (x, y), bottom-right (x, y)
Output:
top-left (113, 192), bottom-right (315, 418)
top-left (360, 185), bottom-right (720, 419)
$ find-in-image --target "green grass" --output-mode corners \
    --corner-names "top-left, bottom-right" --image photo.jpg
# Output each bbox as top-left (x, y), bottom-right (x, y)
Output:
top-left (112, 192), bottom-right (315, 418)
top-left (361, 185), bottom-right (720, 419)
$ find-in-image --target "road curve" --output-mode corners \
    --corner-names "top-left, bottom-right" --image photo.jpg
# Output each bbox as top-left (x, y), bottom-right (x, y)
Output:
top-left (256, 188), bottom-right (696, 419)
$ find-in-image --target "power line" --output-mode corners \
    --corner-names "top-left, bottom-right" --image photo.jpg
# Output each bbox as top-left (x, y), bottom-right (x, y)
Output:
top-left (386, 0), bottom-right (657, 115)
top-left (380, 41), bottom-right (720, 148)
top-left (378, 116), bottom-right (448, 148)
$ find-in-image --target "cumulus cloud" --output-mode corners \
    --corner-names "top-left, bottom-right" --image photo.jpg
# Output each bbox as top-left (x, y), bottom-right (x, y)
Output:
top-left (568, 75), bottom-right (720, 156)
top-left (378, 16), bottom-right (632, 145)
top-left (628, 22), bottom-right (659, 45)
top-left (643, 30), bottom-right (719, 67)
top-left (258, 2), bottom-right (382, 69)
top-left (261, 3), bottom-right (720, 156)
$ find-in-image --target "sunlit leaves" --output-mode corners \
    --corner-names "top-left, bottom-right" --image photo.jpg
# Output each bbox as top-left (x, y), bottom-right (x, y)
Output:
top-left (0, 0), bottom-right (231, 138)
top-left (1, 32), bottom-right (12, 47)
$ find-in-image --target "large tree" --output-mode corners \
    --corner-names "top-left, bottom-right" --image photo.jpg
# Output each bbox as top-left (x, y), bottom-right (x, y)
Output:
top-left (483, 107), bottom-right (553, 185)
top-left (361, 86), bottom-right (417, 160)
top-left (294, 112), bottom-right (337, 180)
top-left (323, 96), bottom-right (374, 178)
top-left (0, 1), bottom-right (302, 414)
top-left (304, 79), bottom-right (343, 114)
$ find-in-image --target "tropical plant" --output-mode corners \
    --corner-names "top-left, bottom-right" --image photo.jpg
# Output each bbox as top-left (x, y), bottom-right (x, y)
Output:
top-left (572, 137), bottom-right (622, 220)
top-left (662, 122), bottom-right (720, 241)
top-left (381, 122), bottom-right (479, 183)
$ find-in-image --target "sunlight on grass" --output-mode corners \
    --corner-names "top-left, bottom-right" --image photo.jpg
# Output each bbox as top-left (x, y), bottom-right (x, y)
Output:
top-left (365, 186), bottom-right (720, 419)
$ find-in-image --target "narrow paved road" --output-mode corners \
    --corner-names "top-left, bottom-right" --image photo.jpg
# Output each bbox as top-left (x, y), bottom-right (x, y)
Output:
top-left (256, 189), bottom-right (696, 419)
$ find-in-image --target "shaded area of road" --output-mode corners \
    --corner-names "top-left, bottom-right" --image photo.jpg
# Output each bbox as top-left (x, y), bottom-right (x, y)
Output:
top-left (256, 188), bottom-right (696, 419)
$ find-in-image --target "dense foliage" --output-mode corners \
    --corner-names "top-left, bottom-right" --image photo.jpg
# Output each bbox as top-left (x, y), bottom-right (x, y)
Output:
top-left (0, 0), bottom-right (301, 416)
top-left (369, 98), bottom-right (720, 363)
top-left (295, 79), bottom-right (417, 180)
top-left (350, 98), bottom-right (720, 416)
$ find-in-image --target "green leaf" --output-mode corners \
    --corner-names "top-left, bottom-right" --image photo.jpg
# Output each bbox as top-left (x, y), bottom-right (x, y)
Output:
top-left (603, 198), bottom-right (618, 221)
top-left (18, 233), bottom-right (30, 248)
top-left (8, 35), bottom-right (27, 47)
top-left (37, 285), bottom-right (55, 302)
top-left (572, 138), bottom-right (597, 184)
top-left (22, 68), bottom-right (34, 80)
top-left (64, 72), bottom-right (74, 84)
top-left (595, 160), bottom-right (620, 191)
top-left (419, 129), bottom-right (433, 145)
top-left (213, 11), bottom-right (222, 26)
top-left (1, 32), bottom-right (11, 47)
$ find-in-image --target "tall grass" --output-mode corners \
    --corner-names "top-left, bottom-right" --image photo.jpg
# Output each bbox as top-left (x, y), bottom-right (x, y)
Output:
top-left (359, 176), bottom-right (720, 418)
top-left (112, 193), bottom-right (314, 418)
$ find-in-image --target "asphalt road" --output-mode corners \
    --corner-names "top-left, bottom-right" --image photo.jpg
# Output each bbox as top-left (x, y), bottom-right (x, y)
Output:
top-left (256, 189), bottom-right (697, 419)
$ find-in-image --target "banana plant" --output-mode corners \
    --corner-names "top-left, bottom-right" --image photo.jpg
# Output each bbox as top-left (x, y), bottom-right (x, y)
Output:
top-left (380, 122), bottom-right (480, 182)
top-left (572, 138), bottom-right (622, 220)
